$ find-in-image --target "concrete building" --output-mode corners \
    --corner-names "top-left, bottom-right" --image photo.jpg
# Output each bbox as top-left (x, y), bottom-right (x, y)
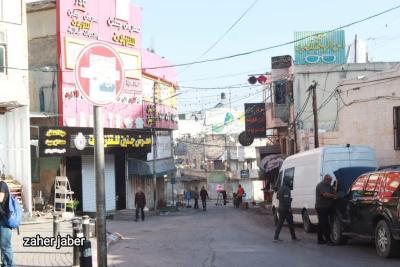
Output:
top-left (0, 0), bottom-right (32, 214)
top-left (334, 69), bottom-right (400, 166)
top-left (174, 104), bottom-right (265, 202)
top-left (293, 62), bottom-right (400, 151)
top-left (27, 0), bottom-right (177, 214)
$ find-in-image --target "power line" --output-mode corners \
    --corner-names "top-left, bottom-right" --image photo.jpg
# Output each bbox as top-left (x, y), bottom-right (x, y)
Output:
top-left (140, 4), bottom-right (400, 71)
top-left (178, 0), bottom-right (259, 75)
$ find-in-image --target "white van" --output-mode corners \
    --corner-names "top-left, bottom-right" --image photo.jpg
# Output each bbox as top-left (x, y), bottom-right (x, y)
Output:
top-left (272, 145), bottom-right (378, 232)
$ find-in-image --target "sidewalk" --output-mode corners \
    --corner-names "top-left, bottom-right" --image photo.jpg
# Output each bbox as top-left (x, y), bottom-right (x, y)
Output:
top-left (13, 217), bottom-right (125, 267)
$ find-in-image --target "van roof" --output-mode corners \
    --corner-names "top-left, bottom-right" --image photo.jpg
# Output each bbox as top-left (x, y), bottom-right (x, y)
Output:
top-left (285, 145), bottom-right (373, 161)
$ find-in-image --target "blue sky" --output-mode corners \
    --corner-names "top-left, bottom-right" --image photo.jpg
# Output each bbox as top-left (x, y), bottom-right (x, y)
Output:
top-left (134, 0), bottom-right (400, 113)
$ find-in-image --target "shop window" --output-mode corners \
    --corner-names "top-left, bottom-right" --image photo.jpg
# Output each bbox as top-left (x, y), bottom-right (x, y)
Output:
top-left (394, 106), bottom-right (400, 150)
top-left (0, 44), bottom-right (6, 75)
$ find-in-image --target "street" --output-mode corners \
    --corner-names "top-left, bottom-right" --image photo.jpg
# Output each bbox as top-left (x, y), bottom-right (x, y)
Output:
top-left (106, 203), bottom-right (399, 267)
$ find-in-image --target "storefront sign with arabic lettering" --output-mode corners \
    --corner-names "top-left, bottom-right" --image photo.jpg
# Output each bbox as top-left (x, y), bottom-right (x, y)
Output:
top-left (39, 127), bottom-right (152, 157)
top-left (294, 30), bottom-right (346, 65)
top-left (245, 103), bottom-right (266, 138)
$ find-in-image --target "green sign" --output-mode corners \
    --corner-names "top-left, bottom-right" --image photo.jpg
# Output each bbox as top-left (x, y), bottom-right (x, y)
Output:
top-left (294, 30), bottom-right (346, 65)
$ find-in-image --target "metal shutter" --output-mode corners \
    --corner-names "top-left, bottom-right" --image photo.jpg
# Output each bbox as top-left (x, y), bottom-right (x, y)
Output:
top-left (82, 155), bottom-right (116, 212)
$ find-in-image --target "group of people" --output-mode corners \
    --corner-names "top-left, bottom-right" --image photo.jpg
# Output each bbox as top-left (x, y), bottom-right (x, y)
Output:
top-left (273, 174), bottom-right (337, 244)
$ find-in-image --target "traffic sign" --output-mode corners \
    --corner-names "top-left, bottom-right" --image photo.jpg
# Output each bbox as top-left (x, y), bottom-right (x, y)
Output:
top-left (74, 42), bottom-right (125, 106)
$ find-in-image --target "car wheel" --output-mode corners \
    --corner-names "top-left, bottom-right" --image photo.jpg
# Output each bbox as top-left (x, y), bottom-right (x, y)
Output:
top-left (302, 210), bottom-right (314, 233)
top-left (375, 220), bottom-right (399, 258)
top-left (331, 215), bottom-right (347, 245)
top-left (273, 211), bottom-right (279, 226)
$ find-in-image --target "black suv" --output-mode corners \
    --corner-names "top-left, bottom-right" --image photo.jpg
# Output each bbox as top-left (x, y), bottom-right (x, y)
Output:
top-left (331, 170), bottom-right (400, 257)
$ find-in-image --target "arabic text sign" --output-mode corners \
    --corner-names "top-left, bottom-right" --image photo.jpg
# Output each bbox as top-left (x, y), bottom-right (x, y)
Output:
top-left (39, 127), bottom-right (152, 157)
top-left (245, 103), bottom-right (266, 138)
top-left (294, 30), bottom-right (346, 65)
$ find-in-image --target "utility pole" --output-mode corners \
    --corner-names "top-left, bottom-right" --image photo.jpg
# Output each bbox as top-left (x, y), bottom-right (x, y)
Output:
top-left (308, 81), bottom-right (319, 148)
top-left (152, 80), bottom-right (158, 211)
top-left (94, 106), bottom-right (107, 267)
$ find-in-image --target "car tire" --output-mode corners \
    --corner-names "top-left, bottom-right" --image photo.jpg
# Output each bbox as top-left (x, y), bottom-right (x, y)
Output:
top-left (331, 215), bottom-right (348, 245)
top-left (273, 210), bottom-right (279, 226)
top-left (302, 210), bottom-right (314, 233)
top-left (375, 220), bottom-right (400, 258)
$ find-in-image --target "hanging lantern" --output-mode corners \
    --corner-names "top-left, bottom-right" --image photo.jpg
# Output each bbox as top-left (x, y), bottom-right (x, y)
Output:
top-left (248, 76), bottom-right (257, 84)
top-left (257, 75), bottom-right (267, 84)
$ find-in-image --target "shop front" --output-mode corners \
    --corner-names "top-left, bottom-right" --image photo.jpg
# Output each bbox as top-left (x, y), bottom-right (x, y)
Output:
top-left (37, 126), bottom-right (152, 213)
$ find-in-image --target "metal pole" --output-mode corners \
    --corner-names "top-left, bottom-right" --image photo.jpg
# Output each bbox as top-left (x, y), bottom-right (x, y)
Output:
top-left (94, 106), bottom-right (107, 267)
top-left (311, 82), bottom-right (319, 148)
top-left (82, 215), bottom-right (90, 238)
top-left (53, 214), bottom-right (60, 238)
top-left (152, 81), bottom-right (158, 211)
top-left (72, 227), bottom-right (81, 266)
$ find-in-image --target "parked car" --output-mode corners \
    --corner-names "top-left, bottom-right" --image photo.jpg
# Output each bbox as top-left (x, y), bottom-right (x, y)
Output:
top-left (272, 145), bottom-right (378, 233)
top-left (331, 170), bottom-right (400, 258)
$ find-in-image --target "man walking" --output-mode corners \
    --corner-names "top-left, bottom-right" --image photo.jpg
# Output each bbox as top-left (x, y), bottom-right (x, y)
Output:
top-left (315, 174), bottom-right (337, 245)
top-left (193, 187), bottom-right (199, 209)
top-left (236, 184), bottom-right (245, 208)
top-left (200, 186), bottom-right (209, 211)
top-left (273, 177), bottom-right (298, 242)
top-left (134, 187), bottom-right (146, 221)
top-left (0, 178), bottom-right (14, 266)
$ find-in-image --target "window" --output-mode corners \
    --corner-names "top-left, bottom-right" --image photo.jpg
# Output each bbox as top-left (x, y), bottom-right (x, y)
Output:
top-left (0, 44), bottom-right (5, 74)
top-left (283, 167), bottom-right (295, 190)
top-left (394, 107), bottom-right (400, 150)
top-left (274, 81), bottom-right (286, 104)
top-left (213, 160), bottom-right (224, 170)
top-left (365, 174), bottom-right (380, 193)
top-left (383, 173), bottom-right (400, 198)
top-left (274, 171), bottom-right (283, 191)
top-left (351, 175), bottom-right (368, 199)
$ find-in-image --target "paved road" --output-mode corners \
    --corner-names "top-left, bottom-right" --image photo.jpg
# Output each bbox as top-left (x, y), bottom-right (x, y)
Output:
top-left (107, 203), bottom-right (399, 267)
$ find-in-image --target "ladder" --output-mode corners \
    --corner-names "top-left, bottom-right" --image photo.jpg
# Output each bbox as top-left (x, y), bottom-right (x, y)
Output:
top-left (54, 176), bottom-right (74, 217)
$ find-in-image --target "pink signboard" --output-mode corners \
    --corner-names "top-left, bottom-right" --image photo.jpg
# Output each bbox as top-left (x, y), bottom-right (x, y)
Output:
top-left (57, 0), bottom-right (177, 129)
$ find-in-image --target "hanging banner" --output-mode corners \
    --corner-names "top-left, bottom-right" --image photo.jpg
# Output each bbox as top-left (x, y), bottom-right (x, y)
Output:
top-left (245, 103), bottom-right (266, 138)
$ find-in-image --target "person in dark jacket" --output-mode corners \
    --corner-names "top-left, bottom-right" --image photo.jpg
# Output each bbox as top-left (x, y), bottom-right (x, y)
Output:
top-left (199, 186), bottom-right (209, 211)
top-left (273, 177), bottom-right (299, 242)
top-left (193, 187), bottom-right (199, 209)
top-left (315, 174), bottom-right (337, 244)
top-left (134, 187), bottom-right (146, 221)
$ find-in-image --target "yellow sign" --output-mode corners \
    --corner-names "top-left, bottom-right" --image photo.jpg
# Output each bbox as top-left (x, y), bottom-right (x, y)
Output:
top-left (88, 134), bottom-right (152, 148)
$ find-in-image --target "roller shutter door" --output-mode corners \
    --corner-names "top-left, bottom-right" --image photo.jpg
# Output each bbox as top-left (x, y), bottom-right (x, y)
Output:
top-left (82, 155), bottom-right (116, 212)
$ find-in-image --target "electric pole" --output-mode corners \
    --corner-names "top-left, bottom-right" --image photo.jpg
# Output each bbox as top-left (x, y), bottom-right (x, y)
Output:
top-left (308, 81), bottom-right (319, 148)
top-left (152, 80), bottom-right (158, 211)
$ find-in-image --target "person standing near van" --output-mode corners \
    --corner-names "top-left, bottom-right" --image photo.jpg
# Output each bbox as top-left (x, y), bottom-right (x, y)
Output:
top-left (200, 186), bottom-right (209, 211)
top-left (315, 174), bottom-right (337, 244)
top-left (273, 177), bottom-right (298, 242)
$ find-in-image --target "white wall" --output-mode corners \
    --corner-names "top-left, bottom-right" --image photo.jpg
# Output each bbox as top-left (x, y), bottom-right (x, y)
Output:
top-left (294, 62), bottom-right (400, 131)
top-left (337, 70), bottom-right (400, 166)
top-left (0, 1), bottom-right (31, 213)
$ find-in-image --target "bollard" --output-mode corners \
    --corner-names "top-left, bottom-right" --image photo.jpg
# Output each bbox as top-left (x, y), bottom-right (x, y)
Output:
top-left (72, 218), bottom-right (82, 229)
top-left (53, 214), bottom-right (60, 238)
top-left (72, 227), bottom-right (83, 266)
top-left (82, 215), bottom-right (90, 238)
top-left (80, 239), bottom-right (93, 267)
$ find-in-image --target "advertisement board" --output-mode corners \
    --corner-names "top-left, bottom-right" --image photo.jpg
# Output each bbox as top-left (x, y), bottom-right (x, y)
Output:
top-left (245, 103), bottom-right (266, 138)
top-left (57, 0), bottom-right (177, 129)
top-left (294, 30), bottom-right (346, 65)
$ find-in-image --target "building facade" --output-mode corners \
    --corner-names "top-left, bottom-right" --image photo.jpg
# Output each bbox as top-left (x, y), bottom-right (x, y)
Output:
top-left (0, 0), bottom-right (31, 213)
top-left (27, 0), bottom-right (177, 213)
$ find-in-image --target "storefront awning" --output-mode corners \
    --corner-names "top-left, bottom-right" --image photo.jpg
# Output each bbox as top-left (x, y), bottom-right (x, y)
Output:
top-left (128, 158), bottom-right (176, 177)
top-left (259, 154), bottom-right (286, 173)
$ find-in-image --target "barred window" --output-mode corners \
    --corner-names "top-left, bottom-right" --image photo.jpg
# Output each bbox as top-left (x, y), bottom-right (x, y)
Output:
top-left (394, 107), bottom-right (400, 150)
